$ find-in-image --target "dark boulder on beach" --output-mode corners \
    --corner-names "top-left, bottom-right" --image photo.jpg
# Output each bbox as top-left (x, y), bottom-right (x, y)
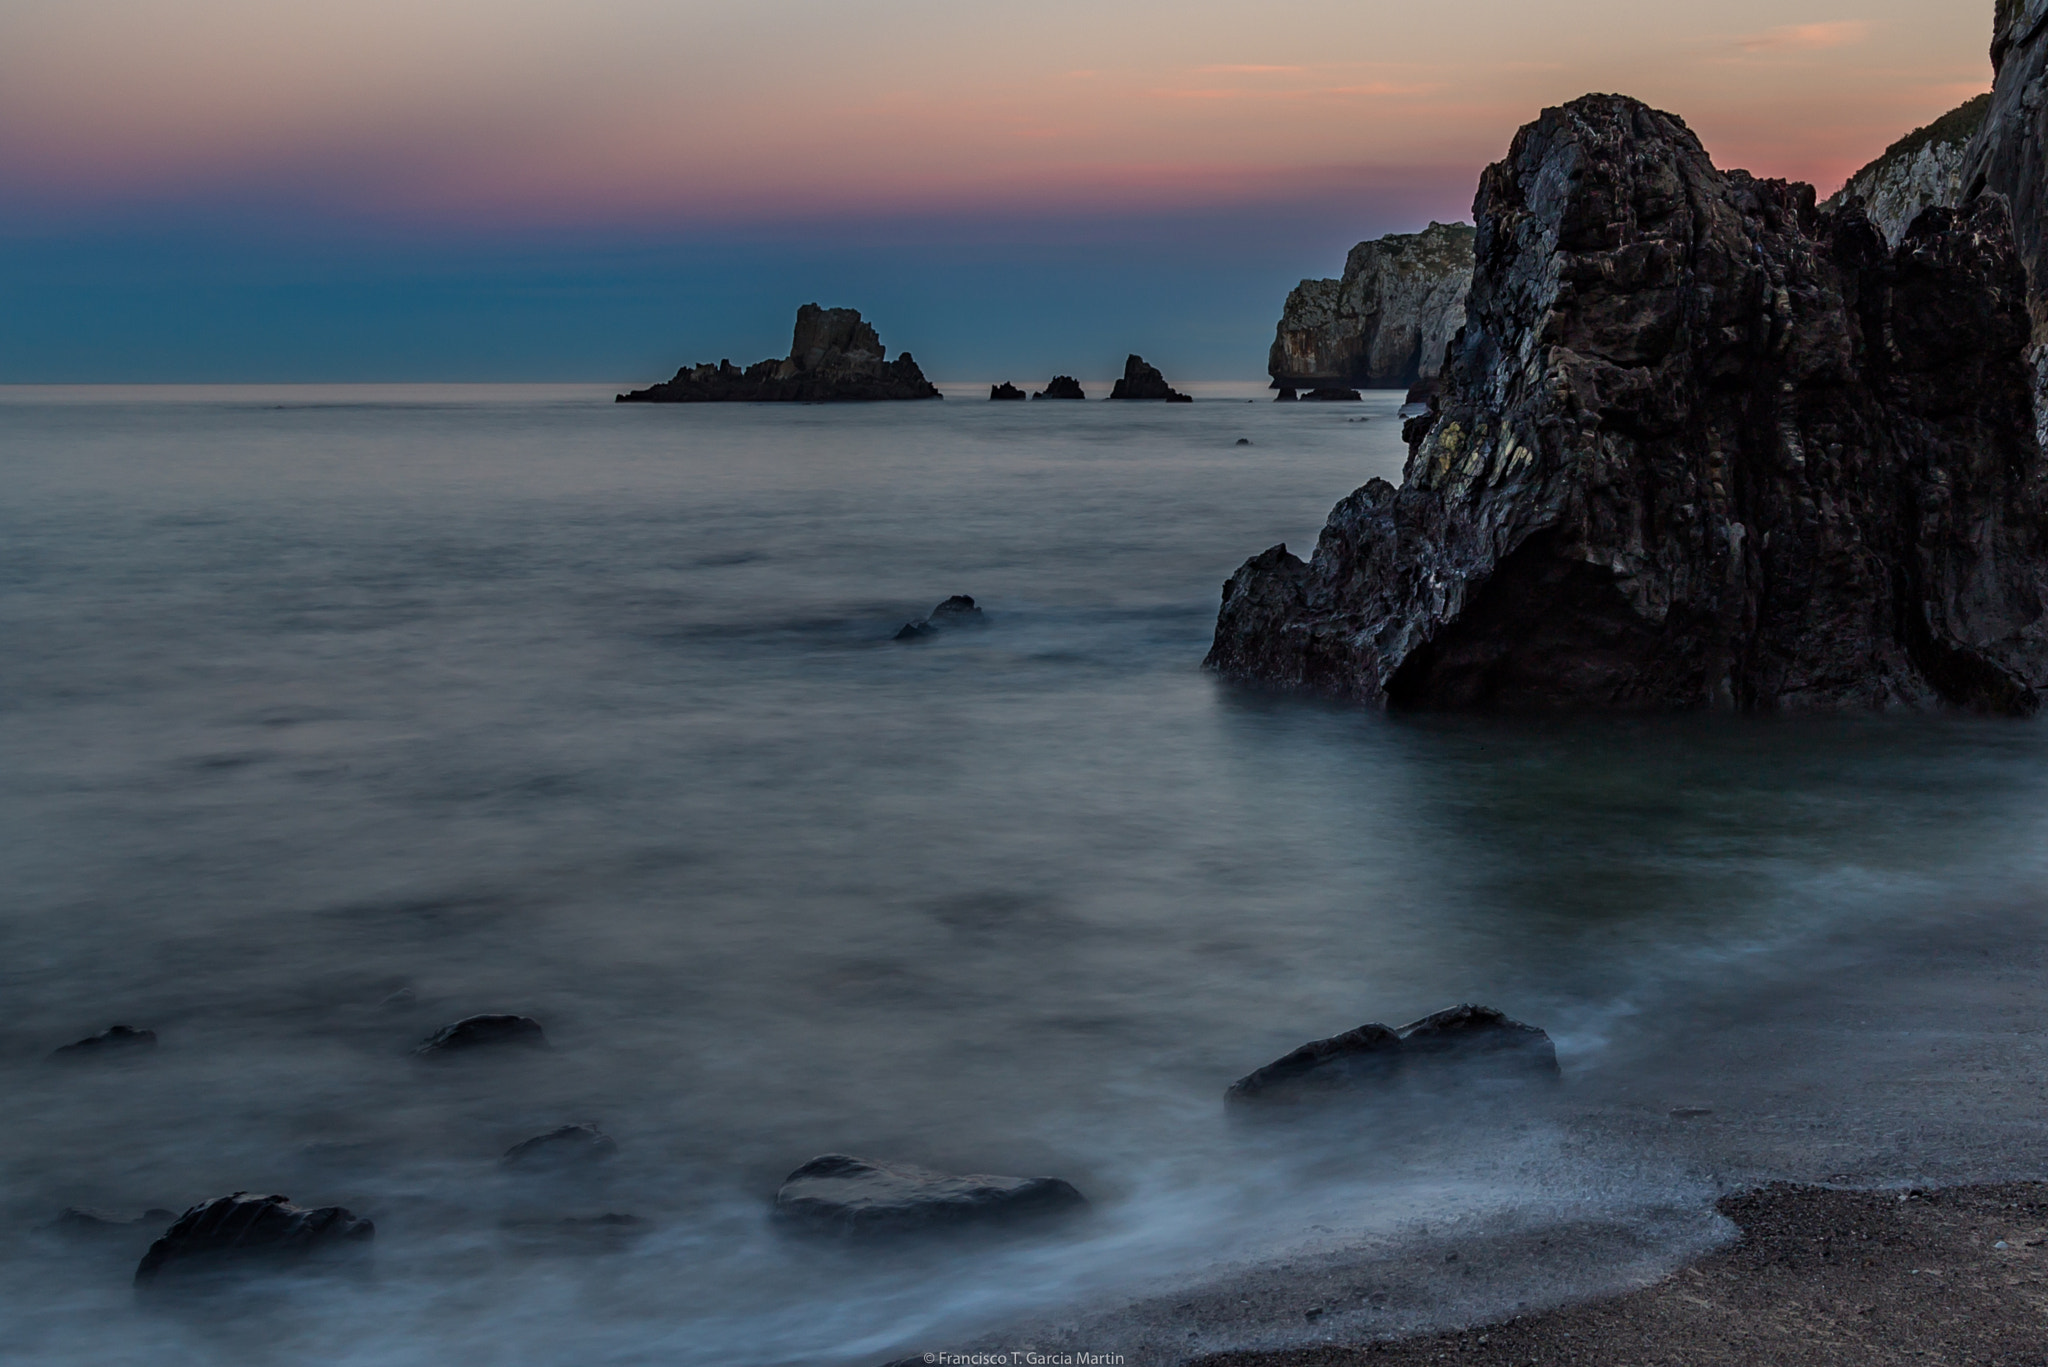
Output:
top-left (990, 382), bottom-right (1027, 400)
top-left (51, 1025), bottom-right (156, 1058)
top-left (134, 1193), bottom-right (374, 1286)
top-left (894, 595), bottom-right (986, 640)
top-left (616, 305), bottom-right (941, 403)
top-left (1226, 1005), bottom-right (1558, 1106)
top-left (1108, 355), bottom-right (1194, 402)
top-left (1209, 94), bottom-right (2048, 714)
top-left (773, 1154), bottom-right (1087, 1235)
top-left (503, 1124), bottom-right (618, 1170)
top-left (413, 1013), bottom-right (546, 1057)
top-left (1033, 375), bottom-right (1087, 400)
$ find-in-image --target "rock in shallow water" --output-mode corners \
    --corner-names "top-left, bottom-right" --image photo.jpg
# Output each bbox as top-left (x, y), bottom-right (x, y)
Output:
top-left (1226, 1004), bottom-right (1559, 1106)
top-left (51, 1025), bottom-right (156, 1058)
top-left (894, 595), bottom-right (987, 640)
top-left (413, 1013), bottom-right (546, 1056)
top-left (773, 1154), bottom-right (1087, 1235)
top-left (134, 1193), bottom-right (373, 1286)
top-left (1033, 375), bottom-right (1086, 400)
top-left (503, 1124), bottom-right (618, 1169)
top-left (1209, 94), bottom-right (2048, 714)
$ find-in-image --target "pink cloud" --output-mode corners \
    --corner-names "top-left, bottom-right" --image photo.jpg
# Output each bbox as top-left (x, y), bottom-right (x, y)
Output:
top-left (1734, 21), bottom-right (1870, 54)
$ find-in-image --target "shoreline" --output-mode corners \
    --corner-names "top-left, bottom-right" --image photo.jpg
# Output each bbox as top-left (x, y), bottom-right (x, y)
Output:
top-left (1198, 1180), bottom-right (2048, 1366)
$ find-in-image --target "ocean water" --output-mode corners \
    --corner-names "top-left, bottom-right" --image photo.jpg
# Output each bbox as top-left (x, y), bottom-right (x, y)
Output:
top-left (4, 384), bottom-right (2047, 1365)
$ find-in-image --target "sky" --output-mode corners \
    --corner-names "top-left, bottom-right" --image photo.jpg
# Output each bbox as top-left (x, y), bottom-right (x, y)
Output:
top-left (0, 1), bottom-right (1997, 382)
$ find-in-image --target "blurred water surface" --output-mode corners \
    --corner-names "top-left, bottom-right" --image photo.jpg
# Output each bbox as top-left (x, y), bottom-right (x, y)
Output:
top-left (3, 385), bottom-right (2046, 1364)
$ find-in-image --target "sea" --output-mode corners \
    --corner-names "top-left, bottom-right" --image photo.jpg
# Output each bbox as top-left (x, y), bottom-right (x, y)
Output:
top-left (4, 383), bottom-right (2047, 1365)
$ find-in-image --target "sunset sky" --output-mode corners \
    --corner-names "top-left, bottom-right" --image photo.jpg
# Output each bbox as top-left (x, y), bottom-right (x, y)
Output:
top-left (0, 1), bottom-right (1994, 381)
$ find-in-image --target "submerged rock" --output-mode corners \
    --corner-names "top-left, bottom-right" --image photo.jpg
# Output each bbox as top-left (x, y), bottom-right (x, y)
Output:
top-left (990, 382), bottom-right (1027, 400)
top-left (134, 1193), bottom-right (373, 1286)
top-left (616, 305), bottom-right (941, 403)
top-left (1269, 222), bottom-right (1475, 394)
top-left (1033, 375), bottom-right (1086, 400)
top-left (1226, 1005), bottom-right (1559, 1106)
top-left (1108, 355), bottom-right (1193, 402)
top-left (1209, 94), bottom-right (2048, 714)
top-left (503, 1124), bottom-right (618, 1170)
top-left (894, 595), bottom-right (987, 640)
top-left (50, 1206), bottom-right (176, 1236)
top-left (414, 1014), bottom-right (547, 1057)
top-left (51, 1025), bottom-right (156, 1058)
top-left (773, 1154), bottom-right (1086, 1235)
top-left (1302, 387), bottom-right (1363, 402)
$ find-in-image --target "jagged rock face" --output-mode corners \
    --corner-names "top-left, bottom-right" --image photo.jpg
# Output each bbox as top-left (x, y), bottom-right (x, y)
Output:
top-left (1108, 354), bottom-right (1193, 401)
top-left (616, 305), bottom-right (941, 403)
top-left (1269, 222), bottom-right (1474, 390)
top-left (1966, 0), bottom-right (2048, 443)
top-left (1208, 95), bottom-right (2048, 715)
top-left (1832, 94), bottom-right (1990, 246)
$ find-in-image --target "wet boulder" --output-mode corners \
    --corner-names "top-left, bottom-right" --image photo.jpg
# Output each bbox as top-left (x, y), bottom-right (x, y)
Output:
top-left (51, 1025), bottom-right (156, 1058)
top-left (134, 1193), bottom-right (373, 1286)
top-left (893, 595), bottom-right (987, 640)
top-left (773, 1154), bottom-right (1087, 1235)
top-left (1226, 1005), bottom-right (1558, 1106)
top-left (413, 1013), bottom-right (546, 1057)
top-left (1032, 375), bottom-right (1086, 400)
top-left (990, 382), bottom-right (1027, 400)
top-left (503, 1123), bottom-right (618, 1170)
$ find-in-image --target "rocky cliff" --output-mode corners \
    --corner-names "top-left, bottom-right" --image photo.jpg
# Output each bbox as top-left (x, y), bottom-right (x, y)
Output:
top-left (616, 305), bottom-right (941, 403)
top-left (1830, 95), bottom-right (1991, 246)
top-left (1208, 95), bottom-right (2048, 714)
top-left (1268, 222), bottom-right (1474, 393)
top-left (1965, 0), bottom-right (2048, 445)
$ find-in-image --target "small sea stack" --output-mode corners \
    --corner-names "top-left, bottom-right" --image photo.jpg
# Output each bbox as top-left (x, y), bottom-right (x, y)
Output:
top-left (616, 305), bottom-right (941, 403)
top-left (989, 382), bottom-right (1026, 400)
top-left (1033, 376), bottom-right (1086, 400)
top-left (1108, 354), bottom-right (1193, 402)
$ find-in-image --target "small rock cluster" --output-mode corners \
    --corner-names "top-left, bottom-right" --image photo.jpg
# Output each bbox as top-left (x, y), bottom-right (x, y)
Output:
top-left (616, 305), bottom-right (941, 403)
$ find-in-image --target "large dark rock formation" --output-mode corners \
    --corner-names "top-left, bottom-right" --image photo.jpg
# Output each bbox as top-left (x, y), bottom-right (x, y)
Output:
top-left (772, 1154), bottom-right (1086, 1235)
top-left (1830, 95), bottom-right (1991, 247)
top-left (1269, 222), bottom-right (1475, 393)
top-left (1108, 355), bottom-right (1193, 402)
top-left (134, 1194), bottom-right (373, 1286)
top-left (1227, 1005), bottom-right (1559, 1107)
top-left (1208, 94), bottom-right (2048, 714)
top-left (1966, 0), bottom-right (2048, 447)
top-left (616, 305), bottom-right (941, 403)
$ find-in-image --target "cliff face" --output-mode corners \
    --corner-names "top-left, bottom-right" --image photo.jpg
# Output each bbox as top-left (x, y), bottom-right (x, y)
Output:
top-left (1268, 222), bottom-right (1474, 391)
top-left (617, 305), bottom-right (940, 403)
top-left (1965, 0), bottom-right (2048, 443)
top-left (1831, 94), bottom-right (1991, 246)
top-left (1208, 95), bottom-right (2048, 714)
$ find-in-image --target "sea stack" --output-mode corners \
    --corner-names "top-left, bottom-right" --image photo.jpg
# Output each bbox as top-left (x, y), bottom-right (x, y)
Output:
top-left (1269, 222), bottom-right (1474, 395)
top-left (1108, 355), bottom-right (1193, 402)
top-left (1034, 376), bottom-right (1086, 400)
top-left (1208, 94), bottom-right (2048, 714)
top-left (616, 305), bottom-right (941, 403)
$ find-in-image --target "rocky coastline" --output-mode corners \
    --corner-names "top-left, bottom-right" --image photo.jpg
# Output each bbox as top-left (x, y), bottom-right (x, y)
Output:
top-left (1269, 223), bottom-right (1473, 396)
top-left (1210, 93), bottom-right (2048, 714)
top-left (616, 305), bottom-right (940, 403)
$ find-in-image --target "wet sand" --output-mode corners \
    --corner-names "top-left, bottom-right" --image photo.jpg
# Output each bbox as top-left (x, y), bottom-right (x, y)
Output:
top-left (1202, 1180), bottom-right (2048, 1367)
